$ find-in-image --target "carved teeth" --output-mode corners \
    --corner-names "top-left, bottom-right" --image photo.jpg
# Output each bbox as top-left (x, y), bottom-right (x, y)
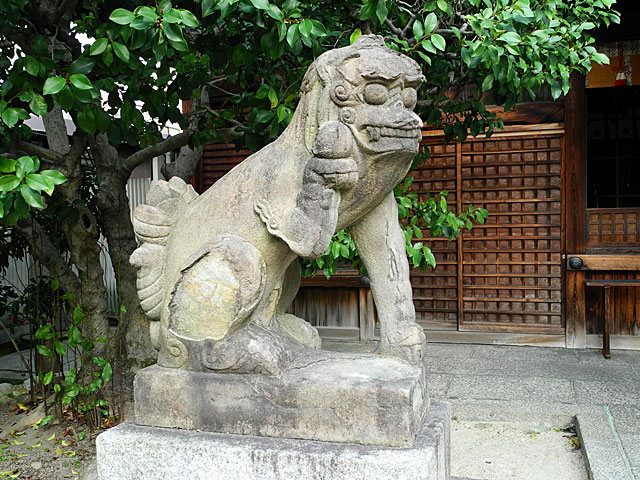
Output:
top-left (379, 127), bottom-right (418, 138)
top-left (366, 126), bottom-right (380, 142)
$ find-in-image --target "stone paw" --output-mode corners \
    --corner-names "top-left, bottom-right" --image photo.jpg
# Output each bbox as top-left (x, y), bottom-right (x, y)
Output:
top-left (380, 322), bottom-right (427, 364)
top-left (276, 313), bottom-right (321, 349)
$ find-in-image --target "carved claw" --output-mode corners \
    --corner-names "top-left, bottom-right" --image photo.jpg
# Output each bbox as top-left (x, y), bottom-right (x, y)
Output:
top-left (379, 322), bottom-right (427, 364)
top-left (307, 156), bottom-right (358, 191)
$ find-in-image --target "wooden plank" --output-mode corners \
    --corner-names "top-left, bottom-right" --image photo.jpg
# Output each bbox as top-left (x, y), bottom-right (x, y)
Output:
top-left (456, 142), bottom-right (464, 330)
top-left (426, 330), bottom-right (567, 347)
top-left (585, 279), bottom-right (640, 287)
top-left (569, 255), bottom-right (640, 271)
top-left (585, 334), bottom-right (640, 350)
top-left (459, 323), bottom-right (565, 334)
top-left (358, 288), bottom-right (376, 341)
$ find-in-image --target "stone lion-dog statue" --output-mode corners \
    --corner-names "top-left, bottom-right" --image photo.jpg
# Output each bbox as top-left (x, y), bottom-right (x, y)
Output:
top-left (130, 35), bottom-right (427, 375)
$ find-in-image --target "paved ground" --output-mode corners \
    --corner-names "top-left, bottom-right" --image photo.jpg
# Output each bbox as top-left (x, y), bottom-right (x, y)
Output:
top-left (425, 342), bottom-right (639, 480)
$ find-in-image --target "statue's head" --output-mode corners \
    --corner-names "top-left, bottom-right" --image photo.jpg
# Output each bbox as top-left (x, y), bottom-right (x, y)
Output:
top-left (296, 35), bottom-right (424, 156)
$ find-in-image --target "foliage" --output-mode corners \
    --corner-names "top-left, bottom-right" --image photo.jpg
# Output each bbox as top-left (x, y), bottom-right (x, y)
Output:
top-left (18, 277), bottom-right (115, 429)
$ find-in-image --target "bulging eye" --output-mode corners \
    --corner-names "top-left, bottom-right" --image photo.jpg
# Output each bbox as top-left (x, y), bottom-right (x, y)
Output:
top-left (363, 84), bottom-right (389, 105)
top-left (402, 88), bottom-right (417, 109)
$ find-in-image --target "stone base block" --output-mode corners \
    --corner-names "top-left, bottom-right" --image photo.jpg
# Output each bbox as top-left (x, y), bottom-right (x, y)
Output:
top-left (134, 352), bottom-right (428, 446)
top-left (97, 399), bottom-right (451, 480)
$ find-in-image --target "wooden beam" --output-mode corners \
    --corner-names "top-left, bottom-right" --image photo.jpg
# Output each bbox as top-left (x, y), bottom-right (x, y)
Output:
top-left (568, 255), bottom-right (640, 271)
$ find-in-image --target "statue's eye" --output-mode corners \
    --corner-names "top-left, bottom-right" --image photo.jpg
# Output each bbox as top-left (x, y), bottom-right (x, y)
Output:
top-left (363, 84), bottom-right (389, 105)
top-left (402, 88), bottom-right (417, 109)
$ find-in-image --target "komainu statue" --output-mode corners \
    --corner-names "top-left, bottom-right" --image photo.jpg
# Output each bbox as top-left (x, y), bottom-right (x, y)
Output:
top-left (130, 35), bottom-right (426, 375)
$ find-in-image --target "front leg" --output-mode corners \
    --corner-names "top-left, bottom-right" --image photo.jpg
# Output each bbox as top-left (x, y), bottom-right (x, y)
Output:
top-left (349, 191), bottom-right (426, 363)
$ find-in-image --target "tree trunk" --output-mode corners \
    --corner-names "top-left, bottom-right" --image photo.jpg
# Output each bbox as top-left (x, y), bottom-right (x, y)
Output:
top-left (92, 136), bottom-right (157, 371)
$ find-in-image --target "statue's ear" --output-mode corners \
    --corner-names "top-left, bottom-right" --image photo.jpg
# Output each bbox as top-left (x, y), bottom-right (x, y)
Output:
top-left (329, 83), bottom-right (352, 106)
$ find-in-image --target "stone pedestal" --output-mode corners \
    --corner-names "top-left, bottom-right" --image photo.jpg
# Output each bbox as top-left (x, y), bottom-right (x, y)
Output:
top-left (96, 399), bottom-right (451, 480)
top-left (134, 351), bottom-right (429, 447)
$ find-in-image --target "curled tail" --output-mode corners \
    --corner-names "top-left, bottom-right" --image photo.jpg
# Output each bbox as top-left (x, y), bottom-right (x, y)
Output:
top-left (130, 177), bottom-right (199, 347)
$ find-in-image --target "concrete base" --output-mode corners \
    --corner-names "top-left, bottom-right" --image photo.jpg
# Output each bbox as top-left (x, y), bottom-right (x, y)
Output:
top-left (97, 399), bottom-right (451, 480)
top-left (134, 351), bottom-right (429, 447)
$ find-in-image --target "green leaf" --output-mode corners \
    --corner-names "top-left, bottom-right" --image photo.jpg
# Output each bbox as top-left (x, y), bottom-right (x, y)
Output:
top-left (43, 77), bottom-right (67, 95)
top-left (72, 305), bottom-right (84, 323)
top-left (350, 28), bottom-right (362, 45)
top-left (102, 47), bottom-right (114, 66)
top-left (250, 0), bottom-right (269, 9)
top-left (0, 175), bottom-right (20, 193)
top-left (20, 184), bottom-right (43, 208)
top-left (77, 108), bottom-right (96, 134)
top-left (202, 0), bottom-right (215, 17)
top-left (286, 24), bottom-right (299, 48)
top-left (56, 86), bottom-right (74, 112)
top-left (424, 12), bottom-right (438, 35)
top-left (277, 104), bottom-right (287, 122)
top-left (0, 158), bottom-right (16, 173)
top-left (27, 94), bottom-right (47, 118)
top-left (69, 57), bottom-right (96, 75)
top-left (436, 0), bottom-right (447, 11)
top-left (375, 0), bottom-right (388, 24)
top-left (501, 31), bottom-right (521, 46)
top-left (2, 108), bottom-right (28, 128)
top-left (268, 87), bottom-right (278, 109)
top-left (40, 170), bottom-right (67, 185)
top-left (102, 363), bottom-right (113, 383)
top-left (43, 371), bottom-right (53, 386)
top-left (255, 109), bottom-right (274, 123)
top-left (69, 74), bottom-right (92, 90)
top-left (110, 8), bottom-right (135, 25)
top-left (482, 74), bottom-right (494, 91)
top-left (25, 56), bottom-right (40, 77)
top-left (68, 325), bottom-right (82, 347)
top-left (35, 325), bottom-right (52, 340)
top-left (16, 156), bottom-right (35, 178)
top-left (36, 345), bottom-right (52, 357)
top-left (90, 38), bottom-right (109, 56)
top-left (178, 9), bottom-right (199, 27)
top-left (299, 19), bottom-right (312, 38)
top-left (431, 33), bottom-right (446, 51)
top-left (26, 174), bottom-right (54, 194)
top-left (164, 23), bottom-right (189, 51)
top-left (51, 277), bottom-right (59, 290)
top-left (413, 19), bottom-right (424, 40)
top-left (112, 42), bottom-right (130, 62)
top-left (54, 340), bottom-right (66, 356)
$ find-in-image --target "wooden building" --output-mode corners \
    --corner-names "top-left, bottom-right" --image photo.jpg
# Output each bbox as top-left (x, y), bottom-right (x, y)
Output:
top-left (193, 4), bottom-right (640, 351)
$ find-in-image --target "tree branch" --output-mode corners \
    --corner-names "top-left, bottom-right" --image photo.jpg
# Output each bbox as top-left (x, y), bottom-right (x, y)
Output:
top-left (124, 131), bottom-right (191, 172)
top-left (17, 140), bottom-right (65, 164)
top-left (14, 216), bottom-right (81, 294)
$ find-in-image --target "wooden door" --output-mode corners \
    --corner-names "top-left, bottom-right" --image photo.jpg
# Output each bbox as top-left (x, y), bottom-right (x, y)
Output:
top-left (416, 126), bottom-right (565, 335)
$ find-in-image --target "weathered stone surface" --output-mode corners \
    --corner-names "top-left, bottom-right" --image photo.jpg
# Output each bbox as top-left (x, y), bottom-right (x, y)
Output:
top-left (129, 35), bottom-right (428, 374)
top-left (97, 400), bottom-right (451, 480)
top-left (135, 350), bottom-right (429, 447)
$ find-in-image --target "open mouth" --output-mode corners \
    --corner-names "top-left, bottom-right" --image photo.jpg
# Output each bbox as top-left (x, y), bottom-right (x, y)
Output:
top-left (364, 126), bottom-right (421, 142)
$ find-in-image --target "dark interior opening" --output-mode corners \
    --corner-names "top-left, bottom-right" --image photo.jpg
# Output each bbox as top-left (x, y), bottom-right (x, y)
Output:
top-left (586, 85), bottom-right (640, 208)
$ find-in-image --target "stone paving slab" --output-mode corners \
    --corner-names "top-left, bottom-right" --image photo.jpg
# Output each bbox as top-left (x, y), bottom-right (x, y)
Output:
top-left (447, 375), bottom-right (575, 403)
top-left (576, 410), bottom-right (636, 480)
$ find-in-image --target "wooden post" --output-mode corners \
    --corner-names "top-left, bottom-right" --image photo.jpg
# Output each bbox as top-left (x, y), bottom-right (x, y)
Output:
top-left (603, 284), bottom-right (611, 359)
top-left (564, 72), bottom-right (587, 349)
